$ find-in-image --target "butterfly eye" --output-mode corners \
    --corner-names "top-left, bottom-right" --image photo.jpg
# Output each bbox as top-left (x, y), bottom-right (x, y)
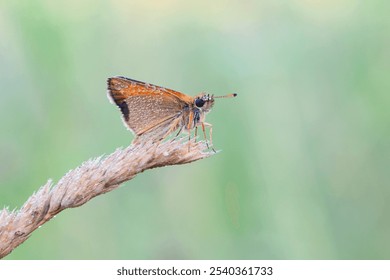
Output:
top-left (195, 98), bottom-right (205, 107)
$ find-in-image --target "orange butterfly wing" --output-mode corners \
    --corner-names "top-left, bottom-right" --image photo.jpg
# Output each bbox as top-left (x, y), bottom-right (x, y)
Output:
top-left (107, 77), bottom-right (193, 138)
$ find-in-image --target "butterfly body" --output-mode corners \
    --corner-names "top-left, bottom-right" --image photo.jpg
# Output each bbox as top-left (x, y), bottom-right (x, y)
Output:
top-left (107, 76), bottom-right (235, 144)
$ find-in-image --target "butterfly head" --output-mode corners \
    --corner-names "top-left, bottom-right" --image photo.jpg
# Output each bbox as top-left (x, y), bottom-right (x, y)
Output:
top-left (194, 92), bottom-right (237, 112)
top-left (194, 93), bottom-right (214, 112)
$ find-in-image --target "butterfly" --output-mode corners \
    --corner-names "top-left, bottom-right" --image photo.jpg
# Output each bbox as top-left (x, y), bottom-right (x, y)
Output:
top-left (107, 76), bottom-right (236, 148)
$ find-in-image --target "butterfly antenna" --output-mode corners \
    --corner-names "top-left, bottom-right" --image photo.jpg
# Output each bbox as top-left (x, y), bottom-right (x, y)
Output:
top-left (213, 93), bottom-right (238, 99)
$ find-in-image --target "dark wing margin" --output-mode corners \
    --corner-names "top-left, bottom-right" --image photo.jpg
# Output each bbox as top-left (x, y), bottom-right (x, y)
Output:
top-left (107, 77), bottom-right (130, 121)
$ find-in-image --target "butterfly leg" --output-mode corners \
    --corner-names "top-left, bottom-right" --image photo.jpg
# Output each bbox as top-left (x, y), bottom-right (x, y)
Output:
top-left (202, 122), bottom-right (215, 152)
top-left (188, 130), bottom-right (192, 152)
top-left (170, 126), bottom-right (183, 142)
top-left (200, 122), bottom-right (210, 150)
top-left (187, 111), bottom-right (194, 151)
top-left (194, 126), bottom-right (198, 142)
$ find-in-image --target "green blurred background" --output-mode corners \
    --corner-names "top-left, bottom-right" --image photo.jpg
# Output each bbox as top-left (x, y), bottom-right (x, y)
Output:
top-left (1, 0), bottom-right (389, 259)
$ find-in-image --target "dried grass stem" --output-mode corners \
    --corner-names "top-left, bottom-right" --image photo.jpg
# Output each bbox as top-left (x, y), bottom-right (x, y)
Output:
top-left (0, 139), bottom-right (211, 258)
